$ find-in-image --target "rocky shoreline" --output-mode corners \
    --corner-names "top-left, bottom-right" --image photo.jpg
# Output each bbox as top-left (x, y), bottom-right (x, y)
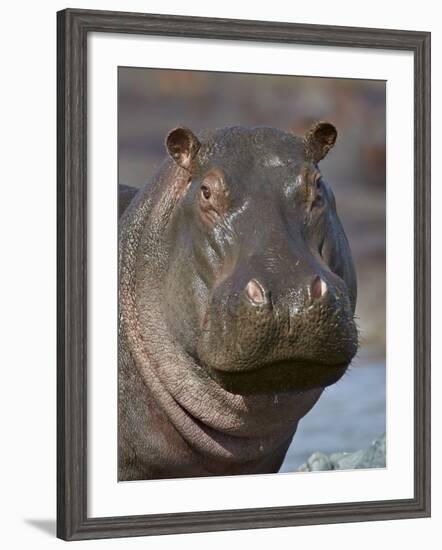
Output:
top-left (297, 434), bottom-right (386, 472)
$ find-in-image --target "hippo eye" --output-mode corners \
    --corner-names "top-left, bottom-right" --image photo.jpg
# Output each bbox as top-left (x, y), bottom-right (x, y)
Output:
top-left (312, 194), bottom-right (324, 209)
top-left (201, 185), bottom-right (211, 200)
top-left (313, 173), bottom-right (324, 189)
top-left (311, 176), bottom-right (324, 209)
top-left (198, 171), bottom-right (228, 223)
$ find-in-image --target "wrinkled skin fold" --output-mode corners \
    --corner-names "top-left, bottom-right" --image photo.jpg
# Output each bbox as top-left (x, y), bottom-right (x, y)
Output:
top-left (118, 123), bottom-right (358, 480)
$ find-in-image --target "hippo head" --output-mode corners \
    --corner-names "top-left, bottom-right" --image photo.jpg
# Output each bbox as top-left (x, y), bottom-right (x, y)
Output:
top-left (162, 123), bottom-right (358, 395)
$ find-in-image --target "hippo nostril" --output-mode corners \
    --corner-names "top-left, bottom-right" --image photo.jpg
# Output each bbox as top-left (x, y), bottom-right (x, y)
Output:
top-left (245, 279), bottom-right (265, 305)
top-left (311, 276), bottom-right (327, 300)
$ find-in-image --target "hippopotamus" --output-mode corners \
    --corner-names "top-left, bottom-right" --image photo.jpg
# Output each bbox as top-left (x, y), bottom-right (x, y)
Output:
top-left (118, 122), bottom-right (358, 481)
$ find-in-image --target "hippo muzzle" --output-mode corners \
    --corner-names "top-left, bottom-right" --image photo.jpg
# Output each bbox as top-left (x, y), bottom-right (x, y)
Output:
top-left (197, 230), bottom-right (358, 394)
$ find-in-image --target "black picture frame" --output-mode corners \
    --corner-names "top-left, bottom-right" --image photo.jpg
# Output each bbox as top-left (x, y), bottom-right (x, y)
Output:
top-left (57, 8), bottom-right (431, 541)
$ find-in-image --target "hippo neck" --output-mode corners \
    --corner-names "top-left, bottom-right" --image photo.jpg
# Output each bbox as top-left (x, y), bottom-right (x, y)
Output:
top-left (119, 161), bottom-right (322, 466)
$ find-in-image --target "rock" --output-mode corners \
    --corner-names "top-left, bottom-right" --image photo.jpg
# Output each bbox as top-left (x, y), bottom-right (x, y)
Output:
top-left (307, 452), bottom-right (334, 471)
top-left (296, 434), bottom-right (386, 472)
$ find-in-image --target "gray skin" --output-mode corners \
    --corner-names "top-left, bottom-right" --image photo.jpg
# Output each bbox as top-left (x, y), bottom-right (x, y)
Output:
top-left (118, 122), bottom-right (358, 481)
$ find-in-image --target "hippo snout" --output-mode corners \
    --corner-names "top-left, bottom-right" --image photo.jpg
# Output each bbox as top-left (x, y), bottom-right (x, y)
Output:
top-left (244, 274), bottom-right (328, 307)
top-left (197, 263), bottom-right (358, 395)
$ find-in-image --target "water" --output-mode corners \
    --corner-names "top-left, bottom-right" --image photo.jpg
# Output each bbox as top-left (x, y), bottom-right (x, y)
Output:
top-left (280, 361), bottom-right (386, 472)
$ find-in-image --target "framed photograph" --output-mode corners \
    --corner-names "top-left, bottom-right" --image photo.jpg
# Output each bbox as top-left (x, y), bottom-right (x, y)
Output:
top-left (57, 8), bottom-right (431, 541)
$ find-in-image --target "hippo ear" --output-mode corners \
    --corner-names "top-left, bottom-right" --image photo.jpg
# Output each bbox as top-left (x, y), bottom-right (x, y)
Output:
top-left (166, 126), bottom-right (201, 170)
top-left (304, 121), bottom-right (337, 163)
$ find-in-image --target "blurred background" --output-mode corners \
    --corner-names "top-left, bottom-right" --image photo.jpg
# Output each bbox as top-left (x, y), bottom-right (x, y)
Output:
top-left (118, 67), bottom-right (386, 471)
